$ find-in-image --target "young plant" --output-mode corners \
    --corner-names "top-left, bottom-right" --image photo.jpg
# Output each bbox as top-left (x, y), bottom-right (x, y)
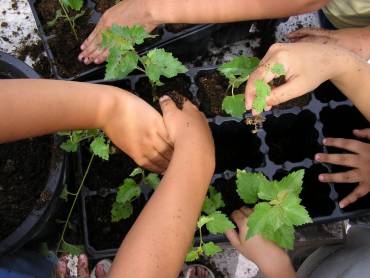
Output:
top-left (186, 186), bottom-right (235, 262)
top-left (236, 169), bottom-right (312, 249)
top-left (48, 0), bottom-right (84, 40)
top-left (102, 24), bottom-right (188, 84)
top-left (111, 167), bottom-right (160, 222)
top-left (218, 56), bottom-right (260, 117)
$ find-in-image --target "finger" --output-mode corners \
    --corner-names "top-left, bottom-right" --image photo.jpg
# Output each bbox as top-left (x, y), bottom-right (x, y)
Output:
top-left (79, 25), bottom-right (102, 60)
top-left (78, 254), bottom-right (89, 278)
top-left (353, 129), bottom-right (370, 140)
top-left (153, 134), bottom-right (173, 161)
top-left (318, 169), bottom-right (361, 183)
top-left (146, 150), bottom-right (169, 171)
top-left (322, 137), bottom-right (366, 154)
top-left (339, 183), bottom-right (370, 208)
top-left (55, 258), bottom-right (67, 278)
top-left (84, 47), bottom-right (105, 65)
top-left (159, 95), bottom-right (178, 115)
top-left (287, 27), bottom-right (328, 39)
top-left (80, 34), bottom-right (103, 63)
top-left (94, 48), bottom-right (110, 64)
top-left (224, 228), bottom-right (240, 247)
top-left (315, 153), bottom-right (360, 168)
top-left (230, 210), bottom-right (247, 236)
top-left (139, 156), bottom-right (165, 173)
top-left (239, 206), bottom-right (253, 217)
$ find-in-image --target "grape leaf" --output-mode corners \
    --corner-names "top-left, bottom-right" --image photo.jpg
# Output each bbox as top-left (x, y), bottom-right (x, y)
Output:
top-left (130, 167), bottom-right (144, 177)
top-left (116, 178), bottom-right (141, 204)
top-left (141, 48), bottom-right (188, 86)
top-left (206, 211), bottom-right (235, 234)
top-left (61, 241), bottom-right (84, 255)
top-left (105, 49), bottom-right (139, 80)
top-left (60, 140), bottom-right (78, 153)
top-left (62, 0), bottom-right (83, 11)
top-left (185, 249), bottom-right (200, 262)
top-left (202, 186), bottom-right (225, 215)
top-left (280, 194), bottom-right (312, 226)
top-left (202, 242), bottom-right (223, 256)
top-left (253, 80), bottom-right (271, 113)
top-left (236, 170), bottom-right (269, 204)
top-left (246, 202), bottom-right (273, 238)
top-left (222, 94), bottom-right (246, 117)
top-left (278, 169), bottom-right (304, 195)
top-left (111, 202), bottom-right (133, 222)
top-left (197, 215), bottom-right (213, 229)
top-left (90, 136), bottom-right (109, 160)
top-left (271, 63), bottom-right (286, 76)
top-left (144, 173), bottom-right (160, 190)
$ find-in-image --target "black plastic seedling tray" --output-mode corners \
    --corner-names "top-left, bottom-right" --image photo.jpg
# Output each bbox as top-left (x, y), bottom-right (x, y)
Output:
top-left (28, 0), bottom-right (256, 81)
top-left (78, 66), bottom-right (370, 258)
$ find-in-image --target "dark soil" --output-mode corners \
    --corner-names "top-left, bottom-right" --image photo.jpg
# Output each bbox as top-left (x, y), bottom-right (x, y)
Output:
top-left (0, 136), bottom-right (52, 240)
top-left (86, 193), bottom-right (144, 250)
top-left (135, 74), bottom-right (193, 110)
top-left (94, 0), bottom-right (116, 13)
top-left (164, 24), bottom-right (194, 33)
top-left (213, 177), bottom-right (245, 216)
top-left (264, 110), bottom-right (323, 164)
top-left (314, 81), bottom-right (347, 103)
top-left (210, 121), bottom-right (264, 173)
top-left (81, 144), bottom-right (137, 192)
top-left (36, 0), bottom-right (95, 78)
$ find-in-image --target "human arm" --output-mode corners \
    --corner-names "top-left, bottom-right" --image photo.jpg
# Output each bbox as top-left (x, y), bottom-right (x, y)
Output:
top-left (288, 26), bottom-right (370, 60)
top-left (108, 96), bottom-right (215, 278)
top-left (225, 207), bottom-right (296, 278)
top-left (0, 79), bottom-right (172, 172)
top-left (79, 0), bottom-right (329, 64)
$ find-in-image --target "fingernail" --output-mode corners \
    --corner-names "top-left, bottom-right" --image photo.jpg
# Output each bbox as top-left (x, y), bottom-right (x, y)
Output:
top-left (315, 154), bottom-right (321, 161)
top-left (318, 174), bottom-right (324, 182)
top-left (94, 59), bottom-right (99, 64)
top-left (78, 55), bottom-right (83, 61)
top-left (159, 95), bottom-right (170, 102)
top-left (322, 138), bottom-right (328, 145)
top-left (339, 202), bottom-right (344, 209)
top-left (81, 44), bottom-right (85, 50)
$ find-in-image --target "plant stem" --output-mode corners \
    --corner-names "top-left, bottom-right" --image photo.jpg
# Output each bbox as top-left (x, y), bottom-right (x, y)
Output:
top-left (58, 0), bottom-right (79, 41)
top-left (56, 153), bottom-right (95, 253)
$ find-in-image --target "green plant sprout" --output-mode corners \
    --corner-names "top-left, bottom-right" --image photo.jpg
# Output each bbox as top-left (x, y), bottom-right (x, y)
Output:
top-left (111, 167), bottom-right (160, 222)
top-left (102, 24), bottom-right (188, 83)
top-left (186, 186), bottom-right (235, 262)
top-left (218, 56), bottom-right (260, 117)
top-left (48, 0), bottom-right (84, 40)
top-left (236, 169), bottom-right (312, 249)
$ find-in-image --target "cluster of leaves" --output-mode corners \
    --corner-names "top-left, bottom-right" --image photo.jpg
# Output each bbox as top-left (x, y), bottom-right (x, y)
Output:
top-left (102, 24), bottom-right (188, 83)
top-left (236, 169), bottom-right (312, 249)
top-left (186, 186), bottom-right (235, 262)
top-left (48, 0), bottom-right (84, 39)
top-left (218, 55), bottom-right (286, 117)
top-left (58, 129), bottom-right (110, 160)
top-left (111, 167), bottom-right (160, 222)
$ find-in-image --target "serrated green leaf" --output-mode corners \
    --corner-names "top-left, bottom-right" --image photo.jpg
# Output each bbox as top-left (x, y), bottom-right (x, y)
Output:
top-left (278, 170), bottom-right (304, 196)
top-left (281, 194), bottom-right (312, 226)
top-left (202, 186), bottom-right (225, 215)
top-left (62, 0), bottom-right (83, 10)
top-left (116, 178), bottom-right (140, 204)
top-left (144, 173), bottom-right (160, 190)
top-left (130, 167), bottom-right (144, 177)
top-left (271, 63), bottom-right (286, 76)
top-left (258, 181), bottom-right (279, 201)
top-left (197, 215), bottom-right (213, 229)
top-left (236, 170), bottom-right (268, 204)
top-left (105, 49), bottom-right (139, 80)
top-left (60, 140), bottom-right (78, 153)
top-left (222, 94), bottom-right (246, 117)
top-left (61, 241), bottom-right (84, 255)
top-left (90, 136), bottom-right (109, 160)
top-left (111, 202), bottom-right (133, 222)
top-left (141, 48), bottom-right (188, 86)
top-left (246, 202), bottom-right (273, 239)
top-left (202, 242), bottom-right (223, 256)
top-left (206, 211), bottom-right (235, 234)
top-left (185, 249), bottom-right (199, 262)
top-left (253, 80), bottom-right (271, 113)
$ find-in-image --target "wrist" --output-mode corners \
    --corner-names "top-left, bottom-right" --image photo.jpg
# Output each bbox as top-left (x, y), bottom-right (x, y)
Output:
top-left (96, 86), bottom-right (123, 130)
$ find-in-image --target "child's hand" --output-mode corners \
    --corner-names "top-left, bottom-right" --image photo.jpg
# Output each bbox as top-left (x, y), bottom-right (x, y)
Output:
top-left (315, 129), bottom-right (370, 208)
top-left (102, 90), bottom-right (173, 173)
top-left (225, 207), bottom-right (295, 278)
top-left (288, 27), bottom-right (370, 60)
top-left (245, 42), bottom-right (352, 113)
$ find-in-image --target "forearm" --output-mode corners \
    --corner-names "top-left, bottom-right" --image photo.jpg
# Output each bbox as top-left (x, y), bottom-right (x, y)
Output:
top-left (148, 0), bottom-right (328, 24)
top-left (331, 54), bottom-right (370, 121)
top-left (109, 141), bottom-right (215, 277)
top-left (0, 79), bottom-right (118, 142)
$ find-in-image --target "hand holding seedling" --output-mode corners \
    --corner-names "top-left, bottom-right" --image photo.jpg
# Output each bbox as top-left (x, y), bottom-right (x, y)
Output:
top-left (315, 129), bottom-right (370, 208)
top-left (225, 207), bottom-right (296, 278)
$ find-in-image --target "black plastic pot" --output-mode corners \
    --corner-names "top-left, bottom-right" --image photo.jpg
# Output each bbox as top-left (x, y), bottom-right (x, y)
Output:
top-left (0, 52), bottom-right (67, 255)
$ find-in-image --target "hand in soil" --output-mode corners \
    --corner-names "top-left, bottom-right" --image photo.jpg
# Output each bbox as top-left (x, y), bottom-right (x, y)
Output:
top-left (245, 42), bottom-right (355, 113)
top-left (225, 207), bottom-right (296, 277)
top-left (56, 254), bottom-right (107, 278)
top-left (315, 129), bottom-right (370, 208)
top-left (288, 27), bottom-right (370, 60)
top-left (79, 0), bottom-right (157, 64)
top-left (103, 90), bottom-right (173, 173)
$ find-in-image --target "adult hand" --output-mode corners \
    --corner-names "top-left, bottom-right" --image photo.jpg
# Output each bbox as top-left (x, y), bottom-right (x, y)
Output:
top-left (315, 129), bottom-right (370, 208)
top-left (78, 0), bottom-right (157, 65)
top-left (245, 42), bottom-right (350, 113)
top-left (102, 89), bottom-right (173, 173)
top-left (288, 27), bottom-right (370, 60)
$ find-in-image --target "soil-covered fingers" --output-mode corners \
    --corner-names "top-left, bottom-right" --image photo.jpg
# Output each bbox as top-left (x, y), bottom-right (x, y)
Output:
top-left (339, 183), bottom-right (370, 208)
top-left (354, 129), bottom-right (370, 140)
top-left (318, 169), bottom-right (361, 183)
top-left (79, 23), bottom-right (105, 63)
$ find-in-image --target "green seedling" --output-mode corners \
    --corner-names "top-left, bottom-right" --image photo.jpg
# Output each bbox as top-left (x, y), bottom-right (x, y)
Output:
top-left (236, 169), bottom-right (312, 249)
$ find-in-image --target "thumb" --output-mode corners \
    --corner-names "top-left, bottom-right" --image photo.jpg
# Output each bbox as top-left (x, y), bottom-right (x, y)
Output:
top-left (159, 95), bottom-right (178, 115)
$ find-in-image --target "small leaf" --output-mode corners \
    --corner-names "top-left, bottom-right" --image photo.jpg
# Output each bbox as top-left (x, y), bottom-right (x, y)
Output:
top-left (202, 242), bottom-right (223, 257)
top-left (185, 249), bottom-right (199, 262)
top-left (271, 63), bottom-right (286, 76)
top-left (278, 169), bottom-right (305, 196)
top-left (90, 136), bottom-right (109, 160)
top-left (206, 211), bottom-right (235, 235)
top-left (61, 241), bottom-right (84, 256)
top-left (197, 215), bottom-right (213, 229)
top-left (253, 80), bottom-right (271, 113)
top-left (202, 186), bottom-right (225, 215)
top-left (246, 202), bottom-right (273, 239)
top-left (59, 185), bottom-right (69, 202)
top-left (105, 49), bottom-right (139, 80)
top-left (236, 170), bottom-right (269, 204)
top-left (116, 178), bottom-right (140, 204)
top-left (62, 0), bottom-right (83, 11)
top-left (281, 194), bottom-right (312, 226)
top-left (60, 140), bottom-right (78, 153)
top-left (144, 173), bottom-right (161, 190)
top-left (222, 94), bottom-right (246, 117)
top-left (130, 167), bottom-right (144, 177)
top-left (111, 202), bottom-right (133, 222)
